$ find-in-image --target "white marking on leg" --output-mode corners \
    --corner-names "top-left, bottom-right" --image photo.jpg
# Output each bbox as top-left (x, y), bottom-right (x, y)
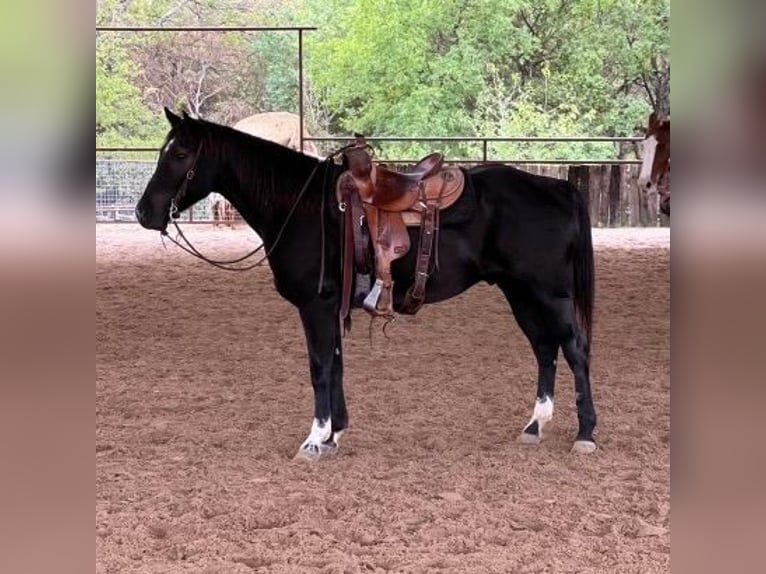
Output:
top-left (525, 395), bottom-right (554, 434)
top-left (534, 396), bottom-right (554, 426)
top-left (300, 417), bottom-right (332, 451)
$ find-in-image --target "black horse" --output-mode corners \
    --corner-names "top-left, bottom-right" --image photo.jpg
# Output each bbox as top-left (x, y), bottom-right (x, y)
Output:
top-left (136, 109), bottom-right (597, 459)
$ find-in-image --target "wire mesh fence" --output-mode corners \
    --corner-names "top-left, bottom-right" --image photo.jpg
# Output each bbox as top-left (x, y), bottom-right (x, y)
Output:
top-left (96, 156), bottom-right (212, 222)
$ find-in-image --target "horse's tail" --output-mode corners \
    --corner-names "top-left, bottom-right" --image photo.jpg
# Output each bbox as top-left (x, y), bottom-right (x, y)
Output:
top-left (572, 183), bottom-right (595, 356)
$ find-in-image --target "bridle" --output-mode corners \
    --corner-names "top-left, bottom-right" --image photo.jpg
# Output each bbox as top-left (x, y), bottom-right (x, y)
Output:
top-left (161, 138), bottom-right (270, 271)
top-left (160, 137), bottom-right (324, 272)
top-left (168, 138), bottom-right (204, 219)
top-left (158, 137), bottom-right (350, 288)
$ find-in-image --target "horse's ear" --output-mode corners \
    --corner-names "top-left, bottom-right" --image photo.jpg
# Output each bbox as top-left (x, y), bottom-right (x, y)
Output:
top-left (164, 107), bottom-right (182, 127)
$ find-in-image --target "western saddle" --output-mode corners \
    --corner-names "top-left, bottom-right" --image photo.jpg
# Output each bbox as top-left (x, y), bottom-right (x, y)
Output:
top-left (336, 136), bottom-right (465, 328)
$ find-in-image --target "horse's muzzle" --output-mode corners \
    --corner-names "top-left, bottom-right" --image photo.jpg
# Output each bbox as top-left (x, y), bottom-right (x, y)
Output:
top-left (135, 206), bottom-right (169, 231)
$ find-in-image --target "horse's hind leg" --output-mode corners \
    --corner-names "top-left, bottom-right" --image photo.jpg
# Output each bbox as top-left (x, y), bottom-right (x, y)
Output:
top-left (521, 341), bottom-right (558, 443)
top-left (500, 282), bottom-right (559, 444)
top-left (501, 281), bottom-right (597, 452)
top-left (561, 328), bottom-right (597, 453)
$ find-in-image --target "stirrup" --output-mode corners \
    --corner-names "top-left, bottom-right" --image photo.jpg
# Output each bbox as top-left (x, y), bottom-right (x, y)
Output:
top-left (362, 278), bottom-right (383, 314)
top-left (362, 278), bottom-right (394, 317)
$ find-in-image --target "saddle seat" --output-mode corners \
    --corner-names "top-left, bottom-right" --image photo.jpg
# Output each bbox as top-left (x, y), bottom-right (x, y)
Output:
top-left (370, 153), bottom-right (444, 208)
top-left (338, 137), bottom-right (466, 324)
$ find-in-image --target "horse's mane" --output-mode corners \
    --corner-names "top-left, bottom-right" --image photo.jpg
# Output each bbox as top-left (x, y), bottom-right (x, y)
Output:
top-left (180, 117), bottom-right (328, 213)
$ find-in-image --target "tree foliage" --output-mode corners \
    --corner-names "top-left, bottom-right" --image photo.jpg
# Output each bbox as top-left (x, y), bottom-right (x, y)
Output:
top-left (302, 0), bottom-right (669, 158)
top-left (96, 0), bottom-right (670, 158)
top-left (96, 37), bottom-right (166, 146)
top-left (131, 31), bottom-right (264, 125)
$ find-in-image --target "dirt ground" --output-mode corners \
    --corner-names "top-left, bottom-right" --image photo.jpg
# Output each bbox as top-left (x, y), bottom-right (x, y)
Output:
top-left (96, 224), bottom-right (670, 573)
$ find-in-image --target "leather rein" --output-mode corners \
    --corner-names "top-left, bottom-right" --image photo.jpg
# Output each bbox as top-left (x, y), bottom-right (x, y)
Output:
top-left (160, 139), bottom-right (325, 273)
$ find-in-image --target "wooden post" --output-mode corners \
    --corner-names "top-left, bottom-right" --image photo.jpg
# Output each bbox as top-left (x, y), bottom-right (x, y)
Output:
top-left (598, 165), bottom-right (609, 227)
top-left (609, 165), bottom-right (621, 227)
top-left (568, 165), bottom-right (590, 216)
top-left (587, 165), bottom-right (600, 226)
top-left (628, 164), bottom-right (640, 226)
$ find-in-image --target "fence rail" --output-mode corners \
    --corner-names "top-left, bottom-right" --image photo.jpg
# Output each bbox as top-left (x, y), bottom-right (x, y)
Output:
top-left (96, 26), bottom-right (317, 32)
top-left (96, 134), bottom-right (643, 165)
top-left (95, 135), bottom-right (659, 226)
top-left (95, 157), bottom-right (664, 227)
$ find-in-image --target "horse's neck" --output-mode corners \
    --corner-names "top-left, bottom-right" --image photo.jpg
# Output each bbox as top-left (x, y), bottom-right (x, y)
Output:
top-left (216, 141), bottom-right (323, 236)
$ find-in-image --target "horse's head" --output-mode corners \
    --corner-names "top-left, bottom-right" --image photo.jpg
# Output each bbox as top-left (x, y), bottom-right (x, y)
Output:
top-left (135, 108), bottom-right (216, 231)
top-left (637, 112), bottom-right (671, 195)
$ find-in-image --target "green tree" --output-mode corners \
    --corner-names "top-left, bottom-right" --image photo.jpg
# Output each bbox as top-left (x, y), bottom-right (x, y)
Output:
top-left (96, 37), bottom-right (166, 147)
top-left (95, 0), bottom-right (669, 159)
top-left (302, 0), bottom-right (669, 159)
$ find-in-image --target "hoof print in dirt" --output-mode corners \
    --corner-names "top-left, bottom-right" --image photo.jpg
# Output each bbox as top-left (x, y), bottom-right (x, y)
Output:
top-left (571, 440), bottom-right (597, 454)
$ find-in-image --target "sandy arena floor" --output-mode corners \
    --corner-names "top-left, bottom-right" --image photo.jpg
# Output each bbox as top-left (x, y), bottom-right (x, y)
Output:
top-left (96, 224), bottom-right (670, 573)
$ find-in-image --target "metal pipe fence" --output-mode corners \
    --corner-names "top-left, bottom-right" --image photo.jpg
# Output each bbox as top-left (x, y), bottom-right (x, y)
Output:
top-left (96, 135), bottom-right (644, 164)
top-left (95, 134), bottom-right (651, 225)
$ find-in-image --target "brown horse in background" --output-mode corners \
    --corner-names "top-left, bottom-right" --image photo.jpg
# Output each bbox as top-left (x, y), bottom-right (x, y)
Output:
top-left (638, 113), bottom-right (670, 216)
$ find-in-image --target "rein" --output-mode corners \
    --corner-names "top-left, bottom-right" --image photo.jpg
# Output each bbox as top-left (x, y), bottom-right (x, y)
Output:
top-left (160, 139), bottom-right (271, 271)
top-left (158, 135), bottom-right (358, 279)
top-left (161, 154), bottom-right (323, 272)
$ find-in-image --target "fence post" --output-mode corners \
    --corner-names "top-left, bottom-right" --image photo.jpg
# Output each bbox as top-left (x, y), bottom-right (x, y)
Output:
top-left (628, 164), bottom-right (640, 226)
top-left (568, 165), bottom-right (590, 217)
top-left (609, 165), bottom-right (621, 227)
top-left (586, 165), bottom-right (601, 226)
top-left (597, 165), bottom-right (609, 226)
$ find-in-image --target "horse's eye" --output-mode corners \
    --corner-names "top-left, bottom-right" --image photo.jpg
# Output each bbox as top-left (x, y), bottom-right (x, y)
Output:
top-left (175, 152), bottom-right (187, 160)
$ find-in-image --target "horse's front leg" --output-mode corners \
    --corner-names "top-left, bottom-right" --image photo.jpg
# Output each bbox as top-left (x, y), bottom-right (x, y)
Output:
top-left (294, 299), bottom-right (347, 461)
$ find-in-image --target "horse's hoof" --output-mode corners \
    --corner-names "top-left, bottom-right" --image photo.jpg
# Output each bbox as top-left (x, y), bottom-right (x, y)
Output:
top-left (293, 449), bottom-right (320, 462)
top-left (293, 440), bottom-right (338, 462)
top-left (319, 441), bottom-right (338, 456)
top-left (293, 444), bottom-right (322, 462)
top-left (571, 440), bottom-right (597, 454)
top-left (519, 432), bottom-right (541, 445)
